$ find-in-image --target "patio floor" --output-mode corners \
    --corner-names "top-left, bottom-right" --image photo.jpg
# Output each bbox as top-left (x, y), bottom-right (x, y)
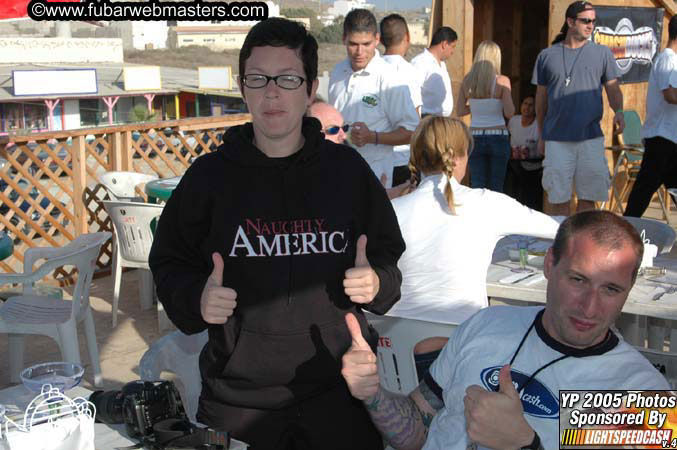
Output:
top-left (0, 268), bottom-right (165, 391)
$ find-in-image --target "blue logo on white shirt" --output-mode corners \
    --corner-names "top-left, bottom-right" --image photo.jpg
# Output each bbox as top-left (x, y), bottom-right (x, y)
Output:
top-left (480, 366), bottom-right (559, 419)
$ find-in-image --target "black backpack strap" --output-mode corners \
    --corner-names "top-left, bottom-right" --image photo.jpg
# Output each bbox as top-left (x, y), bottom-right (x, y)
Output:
top-left (152, 419), bottom-right (230, 449)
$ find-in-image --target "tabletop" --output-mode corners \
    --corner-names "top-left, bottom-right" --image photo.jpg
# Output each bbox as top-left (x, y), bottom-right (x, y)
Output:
top-left (0, 384), bottom-right (248, 449)
top-left (487, 236), bottom-right (677, 321)
top-left (0, 232), bottom-right (13, 261)
top-left (145, 176), bottom-right (182, 202)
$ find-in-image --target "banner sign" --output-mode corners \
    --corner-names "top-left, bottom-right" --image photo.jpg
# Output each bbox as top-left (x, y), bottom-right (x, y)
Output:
top-left (560, 390), bottom-right (677, 448)
top-left (593, 6), bottom-right (664, 84)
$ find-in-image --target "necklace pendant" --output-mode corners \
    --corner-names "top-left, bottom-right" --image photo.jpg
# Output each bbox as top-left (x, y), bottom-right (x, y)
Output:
top-left (565, 77), bottom-right (571, 87)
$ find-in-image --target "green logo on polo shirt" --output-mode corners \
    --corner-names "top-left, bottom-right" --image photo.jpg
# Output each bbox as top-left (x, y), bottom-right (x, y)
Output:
top-left (361, 95), bottom-right (379, 108)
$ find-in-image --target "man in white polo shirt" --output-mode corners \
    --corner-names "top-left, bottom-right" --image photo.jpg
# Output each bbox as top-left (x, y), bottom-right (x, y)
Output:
top-left (624, 15), bottom-right (677, 217)
top-left (329, 8), bottom-right (419, 188)
top-left (411, 26), bottom-right (457, 117)
top-left (379, 13), bottom-right (423, 186)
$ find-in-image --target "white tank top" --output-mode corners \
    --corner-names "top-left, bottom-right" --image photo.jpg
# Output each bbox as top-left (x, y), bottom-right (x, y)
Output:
top-left (469, 78), bottom-right (505, 128)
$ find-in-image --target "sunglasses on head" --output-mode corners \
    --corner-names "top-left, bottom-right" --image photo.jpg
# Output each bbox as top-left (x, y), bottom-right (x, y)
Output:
top-left (576, 17), bottom-right (596, 24)
top-left (325, 124), bottom-right (350, 135)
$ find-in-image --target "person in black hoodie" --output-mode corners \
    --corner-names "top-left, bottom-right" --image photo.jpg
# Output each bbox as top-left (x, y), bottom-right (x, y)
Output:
top-left (148, 17), bottom-right (405, 450)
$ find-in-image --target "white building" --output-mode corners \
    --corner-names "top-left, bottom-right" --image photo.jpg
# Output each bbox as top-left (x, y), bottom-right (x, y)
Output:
top-left (327, 0), bottom-right (375, 19)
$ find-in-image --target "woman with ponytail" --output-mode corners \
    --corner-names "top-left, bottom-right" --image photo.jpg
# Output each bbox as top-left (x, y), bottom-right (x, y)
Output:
top-left (388, 116), bottom-right (559, 327)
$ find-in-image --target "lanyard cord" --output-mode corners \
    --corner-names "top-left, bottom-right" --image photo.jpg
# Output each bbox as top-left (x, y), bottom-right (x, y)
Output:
top-left (562, 42), bottom-right (587, 87)
top-left (504, 314), bottom-right (571, 393)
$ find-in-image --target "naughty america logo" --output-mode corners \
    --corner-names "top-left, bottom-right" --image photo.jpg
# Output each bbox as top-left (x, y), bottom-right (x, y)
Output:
top-left (229, 218), bottom-right (349, 257)
top-left (481, 366), bottom-right (559, 419)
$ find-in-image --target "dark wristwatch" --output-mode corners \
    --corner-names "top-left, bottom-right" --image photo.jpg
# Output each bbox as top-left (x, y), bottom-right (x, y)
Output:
top-left (521, 431), bottom-right (543, 450)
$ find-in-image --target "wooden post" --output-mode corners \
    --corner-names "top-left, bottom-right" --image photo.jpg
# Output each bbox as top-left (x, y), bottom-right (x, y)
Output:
top-left (72, 135), bottom-right (88, 235)
top-left (121, 131), bottom-right (133, 171)
top-left (109, 131), bottom-right (123, 171)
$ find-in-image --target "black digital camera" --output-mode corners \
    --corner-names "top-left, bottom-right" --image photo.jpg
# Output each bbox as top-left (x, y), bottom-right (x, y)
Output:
top-left (90, 380), bottom-right (187, 438)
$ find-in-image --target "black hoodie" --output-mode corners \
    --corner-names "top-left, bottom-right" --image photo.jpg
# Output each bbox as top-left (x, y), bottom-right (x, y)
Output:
top-left (149, 117), bottom-right (405, 410)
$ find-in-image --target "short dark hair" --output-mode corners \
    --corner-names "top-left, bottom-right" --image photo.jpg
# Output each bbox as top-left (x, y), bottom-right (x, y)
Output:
top-left (343, 9), bottom-right (378, 37)
top-left (239, 18), bottom-right (318, 96)
top-left (669, 15), bottom-right (677, 42)
top-left (430, 26), bottom-right (457, 46)
top-left (552, 210), bottom-right (644, 281)
top-left (379, 14), bottom-right (408, 48)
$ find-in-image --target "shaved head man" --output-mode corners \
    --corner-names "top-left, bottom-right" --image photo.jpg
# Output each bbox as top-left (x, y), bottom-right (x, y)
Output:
top-left (308, 100), bottom-right (349, 144)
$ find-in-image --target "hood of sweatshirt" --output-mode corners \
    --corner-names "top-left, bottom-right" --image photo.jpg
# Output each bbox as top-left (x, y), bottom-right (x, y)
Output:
top-left (216, 116), bottom-right (324, 168)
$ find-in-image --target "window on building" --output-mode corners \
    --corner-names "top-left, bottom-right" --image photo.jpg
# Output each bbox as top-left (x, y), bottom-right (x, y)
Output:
top-left (79, 99), bottom-right (103, 127)
top-left (23, 102), bottom-right (47, 130)
top-left (0, 102), bottom-right (47, 133)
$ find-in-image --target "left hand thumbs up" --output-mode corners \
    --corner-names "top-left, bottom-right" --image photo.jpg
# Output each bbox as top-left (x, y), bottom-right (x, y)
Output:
top-left (343, 234), bottom-right (380, 304)
top-left (355, 234), bottom-right (369, 267)
top-left (464, 365), bottom-right (535, 449)
top-left (498, 364), bottom-right (520, 399)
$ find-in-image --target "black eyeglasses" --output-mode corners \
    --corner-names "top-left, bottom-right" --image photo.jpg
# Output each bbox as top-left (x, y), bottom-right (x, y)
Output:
top-left (576, 17), bottom-right (597, 25)
top-left (325, 124), bottom-right (350, 135)
top-left (241, 74), bottom-right (306, 90)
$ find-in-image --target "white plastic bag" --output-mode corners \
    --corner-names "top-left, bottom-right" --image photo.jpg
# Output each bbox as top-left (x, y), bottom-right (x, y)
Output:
top-left (6, 415), bottom-right (94, 450)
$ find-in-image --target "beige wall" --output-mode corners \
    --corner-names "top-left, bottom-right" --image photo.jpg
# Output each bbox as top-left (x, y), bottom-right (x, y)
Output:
top-left (409, 23), bottom-right (428, 46)
top-left (0, 38), bottom-right (123, 64)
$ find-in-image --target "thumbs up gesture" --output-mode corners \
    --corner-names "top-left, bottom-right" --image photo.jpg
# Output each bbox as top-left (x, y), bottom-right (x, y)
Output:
top-left (463, 365), bottom-right (536, 449)
top-left (343, 235), bottom-right (380, 304)
top-left (200, 252), bottom-right (238, 324)
top-left (341, 313), bottom-right (380, 400)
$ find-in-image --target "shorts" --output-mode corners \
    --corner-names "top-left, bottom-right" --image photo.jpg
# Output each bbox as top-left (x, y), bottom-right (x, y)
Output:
top-left (414, 349), bottom-right (441, 382)
top-left (542, 137), bottom-right (610, 203)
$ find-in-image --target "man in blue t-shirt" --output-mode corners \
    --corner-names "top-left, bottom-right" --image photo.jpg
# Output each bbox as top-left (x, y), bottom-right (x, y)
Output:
top-left (534, 1), bottom-right (625, 216)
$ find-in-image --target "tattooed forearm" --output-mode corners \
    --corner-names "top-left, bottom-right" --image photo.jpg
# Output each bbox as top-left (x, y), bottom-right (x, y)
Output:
top-left (364, 388), bottom-right (430, 450)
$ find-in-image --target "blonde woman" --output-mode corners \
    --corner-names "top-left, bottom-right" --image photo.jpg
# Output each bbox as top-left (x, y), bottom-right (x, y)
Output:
top-left (456, 40), bottom-right (515, 192)
top-left (387, 117), bottom-right (558, 374)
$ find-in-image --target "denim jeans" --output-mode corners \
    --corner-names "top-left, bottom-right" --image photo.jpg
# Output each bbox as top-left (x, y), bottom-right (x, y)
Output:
top-left (468, 134), bottom-right (510, 192)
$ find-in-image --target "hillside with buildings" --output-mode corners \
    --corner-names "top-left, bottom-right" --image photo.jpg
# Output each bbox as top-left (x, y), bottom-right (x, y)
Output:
top-left (0, 0), bottom-right (430, 135)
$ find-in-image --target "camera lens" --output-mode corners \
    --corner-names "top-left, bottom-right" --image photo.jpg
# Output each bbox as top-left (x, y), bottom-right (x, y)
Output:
top-left (89, 389), bottom-right (125, 424)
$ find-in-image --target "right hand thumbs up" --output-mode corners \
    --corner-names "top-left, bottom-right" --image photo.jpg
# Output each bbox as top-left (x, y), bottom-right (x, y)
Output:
top-left (341, 313), bottom-right (380, 400)
top-left (200, 252), bottom-right (238, 324)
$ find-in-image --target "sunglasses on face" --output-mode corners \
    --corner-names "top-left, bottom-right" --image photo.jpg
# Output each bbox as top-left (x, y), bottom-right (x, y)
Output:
top-left (325, 124), bottom-right (350, 135)
top-left (576, 17), bottom-right (596, 25)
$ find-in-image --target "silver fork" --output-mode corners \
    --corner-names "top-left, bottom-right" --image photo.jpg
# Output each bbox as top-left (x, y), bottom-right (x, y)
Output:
top-left (653, 286), bottom-right (677, 300)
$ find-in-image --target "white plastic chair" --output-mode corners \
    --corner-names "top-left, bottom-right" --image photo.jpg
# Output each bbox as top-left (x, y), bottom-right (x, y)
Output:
top-left (0, 232), bottom-right (110, 387)
top-left (619, 217), bottom-right (677, 351)
top-left (636, 346), bottom-right (677, 389)
top-left (99, 171), bottom-right (158, 202)
top-left (622, 216), bottom-right (677, 254)
top-left (102, 200), bottom-right (164, 328)
top-left (139, 330), bottom-right (208, 423)
top-left (364, 312), bottom-right (457, 395)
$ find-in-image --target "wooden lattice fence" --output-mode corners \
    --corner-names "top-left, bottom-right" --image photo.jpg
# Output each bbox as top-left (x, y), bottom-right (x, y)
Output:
top-left (0, 114), bottom-right (250, 283)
